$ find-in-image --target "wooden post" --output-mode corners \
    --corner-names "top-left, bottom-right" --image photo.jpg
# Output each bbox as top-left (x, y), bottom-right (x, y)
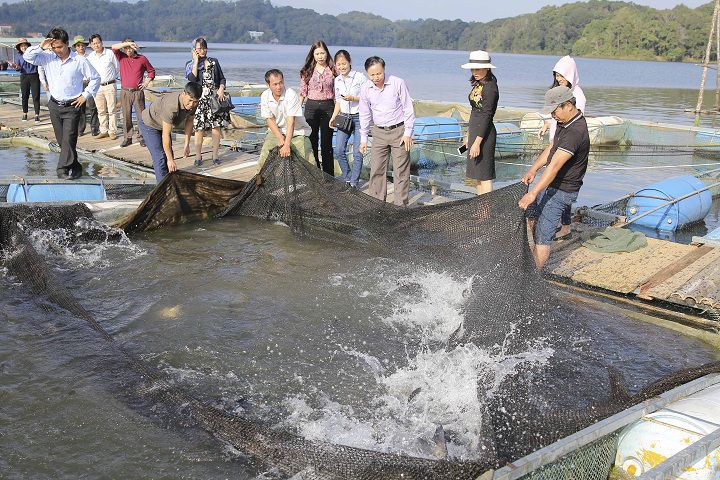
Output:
top-left (695, 0), bottom-right (720, 125)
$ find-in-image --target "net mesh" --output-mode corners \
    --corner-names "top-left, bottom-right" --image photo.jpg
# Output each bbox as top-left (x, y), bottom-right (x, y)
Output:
top-left (3, 147), bottom-right (720, 479)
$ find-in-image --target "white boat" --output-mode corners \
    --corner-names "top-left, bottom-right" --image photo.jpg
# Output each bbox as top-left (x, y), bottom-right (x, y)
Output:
top-left (520, 112), bottom-right (628, 145)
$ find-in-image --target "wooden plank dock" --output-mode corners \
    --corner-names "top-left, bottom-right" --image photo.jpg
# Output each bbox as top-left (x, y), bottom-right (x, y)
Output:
top-left (547, 228), bottom-right (720, 317)
top-left (1, 98), bottom-right (719, 317)
top-left (0, 98), bottom-right (442, 206)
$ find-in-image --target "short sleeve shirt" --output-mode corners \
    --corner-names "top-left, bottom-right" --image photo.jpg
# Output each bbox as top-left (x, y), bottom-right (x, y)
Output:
top-left (260, 87), bottom-right (311, 137)
top-left (141, 91), bottom-right (192, 131)
top-left (334, 70), bottom-right (366, 115)
top-left (548, 112), bottom-right (590, 193)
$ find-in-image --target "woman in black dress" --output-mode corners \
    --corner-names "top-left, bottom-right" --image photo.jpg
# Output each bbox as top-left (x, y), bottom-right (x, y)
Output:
top-left (461, 50), bottom-right (499, 195)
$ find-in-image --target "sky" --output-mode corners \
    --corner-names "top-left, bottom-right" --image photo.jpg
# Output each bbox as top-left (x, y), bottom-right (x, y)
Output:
top-left (269, 0), bottom-right (710, 22)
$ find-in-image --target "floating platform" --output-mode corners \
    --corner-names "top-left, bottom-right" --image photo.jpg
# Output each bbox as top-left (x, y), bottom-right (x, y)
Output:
top-left (547, 227), bottom-right (720, 318)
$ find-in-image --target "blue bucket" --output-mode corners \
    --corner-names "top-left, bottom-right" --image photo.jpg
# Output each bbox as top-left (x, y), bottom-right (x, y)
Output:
top-left (7, 183), bottom-right (107, 203)
top-left (626, 175), bottom-right (712, 231)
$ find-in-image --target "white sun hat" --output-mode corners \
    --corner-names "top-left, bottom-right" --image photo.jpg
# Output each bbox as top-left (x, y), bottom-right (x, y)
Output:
top-left (461, 50), bottom-right (497, 69)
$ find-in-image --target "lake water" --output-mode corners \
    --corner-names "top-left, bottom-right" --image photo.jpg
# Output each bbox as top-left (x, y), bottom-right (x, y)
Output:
top-left (141, 42), bottom-right (720, 127)
top-left (2, 213), bottom-right (718, 478)
top-left (3, 43), bottom-right (720, 478)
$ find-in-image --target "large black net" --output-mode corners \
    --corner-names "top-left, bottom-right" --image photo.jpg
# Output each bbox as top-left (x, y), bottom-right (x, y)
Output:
top-left (2, 148), bottom-right (720, 479)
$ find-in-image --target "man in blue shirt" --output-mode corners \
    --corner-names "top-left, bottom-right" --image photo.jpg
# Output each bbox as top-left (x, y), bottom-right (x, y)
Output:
top-left (24, 27), bottom-right (100, 179)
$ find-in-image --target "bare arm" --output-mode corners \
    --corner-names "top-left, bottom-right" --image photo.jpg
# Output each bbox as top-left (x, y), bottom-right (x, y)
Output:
top-left (518, 149), bottom-right (573, 210)
top-left (162, 122), bottom-right (177, 173)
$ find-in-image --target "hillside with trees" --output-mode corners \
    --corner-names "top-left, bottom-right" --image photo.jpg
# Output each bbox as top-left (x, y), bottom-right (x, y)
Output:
top-left (0, 0), bottom-right (715, 62)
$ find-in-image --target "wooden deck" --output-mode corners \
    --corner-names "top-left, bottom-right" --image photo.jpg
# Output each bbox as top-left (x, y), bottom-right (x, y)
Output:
top-left (547, 226), bottom-right (720, 316)
top-left (0, 100), bottom-right (441, 206)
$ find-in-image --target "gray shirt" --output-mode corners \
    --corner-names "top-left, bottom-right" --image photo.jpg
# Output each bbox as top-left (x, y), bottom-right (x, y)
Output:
top-left (141, 91), bottom-right (193, 131)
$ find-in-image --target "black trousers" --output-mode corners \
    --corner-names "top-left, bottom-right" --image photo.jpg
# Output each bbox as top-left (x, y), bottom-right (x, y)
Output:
top-left (48, 99), bottom-right (82, 174)
top-left (79, 95), bottom-right (99, 135)
top-left (20, 73), bottom-right (40, 115)
top-left (304, 99), bottom-right (335, 175)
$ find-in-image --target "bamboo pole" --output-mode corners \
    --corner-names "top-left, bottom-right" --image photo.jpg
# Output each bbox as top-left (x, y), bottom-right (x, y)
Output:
top-left (716, 4), bottom-right (720, 111)
top-left (695, 0), bottom-right (720, 125)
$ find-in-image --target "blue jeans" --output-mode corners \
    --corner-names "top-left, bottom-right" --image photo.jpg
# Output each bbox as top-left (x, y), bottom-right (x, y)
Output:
top-left (335, 113), bottom-right (362, 186)
top-left (138, 115), bottom-right (169, 182)
top-left (529, 187), bottom-right (578, 245)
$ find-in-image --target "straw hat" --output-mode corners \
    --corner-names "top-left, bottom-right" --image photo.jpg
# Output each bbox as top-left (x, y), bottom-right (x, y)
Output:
top-left (14, 38), bottom-right (30, 52)
top-left (72, 35), bottom-right (89, 47)
top-left (461, 50), bottom-right (496, 69)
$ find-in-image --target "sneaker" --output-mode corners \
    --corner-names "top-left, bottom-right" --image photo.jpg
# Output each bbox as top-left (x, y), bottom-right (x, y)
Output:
top-left (194, 157), bottom-right (203, 167)
top-left (96, 133), bottom-right (109, 139)
top-left (120, 138), bottom-right (132, 147)
top-left (139, 139), bottom-right (146, 147)
top-left (34, 115), bottom-right (40, 123)
top-left (21, 114), bottom-right (27, 122)
top-left (92, 130), bottom-right (100, 136)
top-left (212, 157), bottom-right (221, 165)
top-left (108, 133), bottom-right (117, 140)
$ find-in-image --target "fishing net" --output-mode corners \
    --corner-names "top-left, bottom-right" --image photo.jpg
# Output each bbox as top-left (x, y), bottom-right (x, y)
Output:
top-left (3, 147), bottom-right (720, 479)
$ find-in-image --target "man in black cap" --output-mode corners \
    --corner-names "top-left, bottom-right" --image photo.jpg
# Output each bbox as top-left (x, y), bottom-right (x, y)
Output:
top-left (518, 85), bottom-right (590, 269)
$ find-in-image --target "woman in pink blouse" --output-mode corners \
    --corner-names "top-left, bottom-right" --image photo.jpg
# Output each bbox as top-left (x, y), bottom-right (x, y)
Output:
top-left (300, 40), bottom-right (336, 175)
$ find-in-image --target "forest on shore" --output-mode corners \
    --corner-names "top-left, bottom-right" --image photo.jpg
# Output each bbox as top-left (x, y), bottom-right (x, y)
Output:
top-left (0, 0), bottom-right (715, 62)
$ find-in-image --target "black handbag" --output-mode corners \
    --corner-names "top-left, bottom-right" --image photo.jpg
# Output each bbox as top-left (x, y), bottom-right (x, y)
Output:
top-left (332, 112), bottom-right (354, 134)
top-left (209, 93), bottom-right (234, 115)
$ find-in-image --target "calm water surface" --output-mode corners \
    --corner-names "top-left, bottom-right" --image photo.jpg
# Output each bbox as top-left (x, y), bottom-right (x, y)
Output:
top-left (141, 42), bottom-right (720, 127)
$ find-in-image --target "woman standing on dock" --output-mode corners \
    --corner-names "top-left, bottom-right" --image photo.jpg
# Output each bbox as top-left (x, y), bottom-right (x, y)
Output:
top-left (300, 40), bottom-right (336, 175)
top-left (539, 56), bottom-right (586, 240)
top-left (329, 50), bottom-right (366, 188)
top-left (186, 38), bottom-right (229, 166)
top-left (461, 50), bottom-right (499, 195)
top-left (11, 38), bottom-right (41, 123)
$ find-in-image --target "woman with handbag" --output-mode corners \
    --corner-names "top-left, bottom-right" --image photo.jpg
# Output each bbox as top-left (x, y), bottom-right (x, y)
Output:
top-left (329, 50), bottom-right (366, 188)
top-left (300, 40), bottom-right (336, 175)
top-left (186, 38), bottom-right (229, 166)
top-left (461, 50), bottom-right (499, 195)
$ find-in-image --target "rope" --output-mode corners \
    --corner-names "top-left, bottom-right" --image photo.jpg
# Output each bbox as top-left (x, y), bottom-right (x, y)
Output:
top-left (419, 147), bottom-right (720, 171)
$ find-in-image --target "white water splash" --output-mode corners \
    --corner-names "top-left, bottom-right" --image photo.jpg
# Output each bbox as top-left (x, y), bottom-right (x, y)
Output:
top-left (283, 262), bottom-right (555, 460)
top-left (21, 217), bottom-right (144, 269)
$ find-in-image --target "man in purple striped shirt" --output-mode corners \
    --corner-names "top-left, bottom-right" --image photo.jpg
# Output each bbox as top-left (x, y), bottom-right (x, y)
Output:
top-left (359, 56), bottom-right (415, 207)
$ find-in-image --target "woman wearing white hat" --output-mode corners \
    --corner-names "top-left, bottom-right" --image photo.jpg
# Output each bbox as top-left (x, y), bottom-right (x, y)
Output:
top-left (461, 50), bottom-right (498, 195)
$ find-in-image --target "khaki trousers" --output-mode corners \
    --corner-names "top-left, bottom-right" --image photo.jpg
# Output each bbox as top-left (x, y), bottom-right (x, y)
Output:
top-left (258, 134), bottom-right (316, 171)
top-left (95, 83), bottom-right (117, 135)
top-left (120, 89), bottom-right (145, 141)
top-left (368, 125), bottom-right (410, 206)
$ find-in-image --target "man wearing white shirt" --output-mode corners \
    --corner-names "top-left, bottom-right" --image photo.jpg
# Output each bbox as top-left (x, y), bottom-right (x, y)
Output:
top-left (87, 34), bottom-right (119, 140)
top-left (24, 27), bottom-right (100, 179)
top-left (258, 69), bottom-right (314, 170)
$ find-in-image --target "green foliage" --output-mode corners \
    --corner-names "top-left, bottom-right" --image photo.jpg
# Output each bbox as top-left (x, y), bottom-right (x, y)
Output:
top-left (0, 0), bottom-right (715, 62)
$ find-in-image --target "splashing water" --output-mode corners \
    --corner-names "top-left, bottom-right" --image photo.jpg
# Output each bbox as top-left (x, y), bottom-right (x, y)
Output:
top-left (20, 217), bottom-right (145, 269)
top-left (282, 263), bottom-right (555, 461)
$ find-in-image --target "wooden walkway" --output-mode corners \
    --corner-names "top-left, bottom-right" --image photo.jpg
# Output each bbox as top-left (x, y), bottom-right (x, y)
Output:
top-left (0, 100), bottom-right (441, 206)
top-left (547, 226), bottom-right (720, 318)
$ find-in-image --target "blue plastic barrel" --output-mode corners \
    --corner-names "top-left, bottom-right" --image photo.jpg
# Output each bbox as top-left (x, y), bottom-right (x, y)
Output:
top-left (231, 96), bottom-right (261, 116)
top-left (413, 117), bottom-right (462, 141)
top-left (626, 175), bottom-right (712, 231)
top-left (7, 183), bottom-right (107, 203)
top-left (495, 122), bottom-right (524, 156)
top-left (695, 130), bottom-right (720, 152)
